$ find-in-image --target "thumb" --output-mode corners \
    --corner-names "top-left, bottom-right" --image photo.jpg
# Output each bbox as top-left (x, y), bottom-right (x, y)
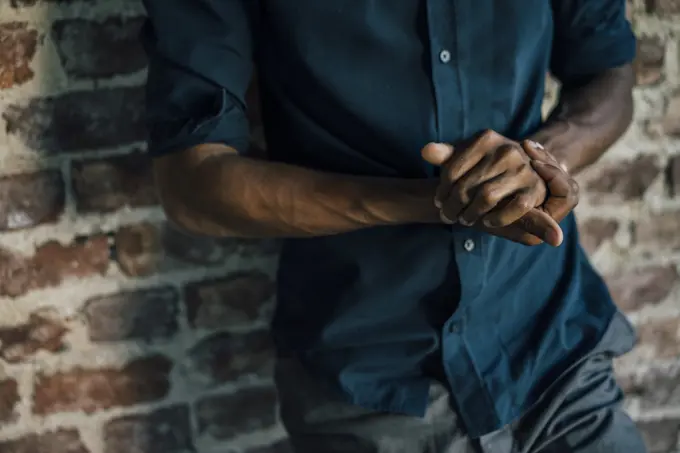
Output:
top-left (421, 142), bottom-right (454, 166)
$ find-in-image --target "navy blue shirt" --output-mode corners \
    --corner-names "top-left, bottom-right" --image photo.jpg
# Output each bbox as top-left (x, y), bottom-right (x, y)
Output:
top-left (142, 0), bottom-right (637, 438)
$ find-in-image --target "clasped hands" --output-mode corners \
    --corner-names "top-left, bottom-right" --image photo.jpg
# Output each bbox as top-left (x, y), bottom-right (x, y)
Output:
top-left (422, 130), bottom-right (579, 247)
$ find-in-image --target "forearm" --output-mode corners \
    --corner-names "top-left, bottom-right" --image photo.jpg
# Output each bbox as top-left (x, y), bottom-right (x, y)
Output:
top-left (155, 144), bottom-right (440, 238)
top-left (530, 64), bottom-right (635, 175)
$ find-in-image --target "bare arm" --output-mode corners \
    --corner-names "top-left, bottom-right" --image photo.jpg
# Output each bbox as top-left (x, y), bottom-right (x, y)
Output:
top-left (154, 144), bottom-right (440, 238)
top-left (531, 64), bottom-right (635, 175)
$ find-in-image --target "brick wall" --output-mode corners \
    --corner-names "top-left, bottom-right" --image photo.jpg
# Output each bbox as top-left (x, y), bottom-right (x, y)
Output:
top-left (0, 0), bottom-right (679, 452)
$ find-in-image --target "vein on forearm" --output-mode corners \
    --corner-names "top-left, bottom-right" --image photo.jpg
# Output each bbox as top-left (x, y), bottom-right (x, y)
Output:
top-left (532, 64), bottom-right (635, 175)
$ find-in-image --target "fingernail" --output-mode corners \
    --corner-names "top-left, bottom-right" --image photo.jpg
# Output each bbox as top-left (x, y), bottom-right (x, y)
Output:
top-left (434, 198), bottom-right (442, 208)
top-left (528, 140), bottom-right (544, 150)
top-left (440, 211), bottom-right (454, 224)
top-left (458, 217), bottom-right (472, 226)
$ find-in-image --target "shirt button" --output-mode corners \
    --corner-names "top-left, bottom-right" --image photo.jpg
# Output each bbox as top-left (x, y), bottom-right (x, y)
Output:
top-left (449, 322), bottom-right (461, 333)
top-left (439, 49), bottom-right (451, 63)
top-left (463, 239), bottom-right (475, 252)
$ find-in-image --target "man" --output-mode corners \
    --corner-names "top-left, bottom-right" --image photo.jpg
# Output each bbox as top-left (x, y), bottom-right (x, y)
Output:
top-left (141, 1), bottom-right (643, 451)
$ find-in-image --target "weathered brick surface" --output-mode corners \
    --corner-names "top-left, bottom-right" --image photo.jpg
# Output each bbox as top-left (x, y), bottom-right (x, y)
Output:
top-left (83, 287), bottom-right (179, 342)
top-left (3, 86), bottom-right (145, 153)
top-left (186, 330), bottom-right (274, 386)
top-left (103, 406), bottom-right (194, 453)
top-left (584, 155), bottom-right (660, 201)
top-left (195, 387), bottom-right (278, 440)
top-left (0, 430), bottom-right (90, 453)
top-left (51, 16), bottom-right (146, 80)
top-left (0, 22), bottom-right (38, 89)
top-left (577, 218), bottom-right (620, 255)
top-left (33, 355), bottom-right (172, 415)
top-left (0, 379), bottom-right (20, 423)
top-left (0, 1), bottom-right (678, 453)
top-left (0, 234), bottom-right (110, 298)
top-left (634, 36), bottom-right (665, 86)
top-left (184, 271), bottom-right (275, 329)
top-left (0, 311), bottom-right (69, 363)
top-left (0, 171), bottom-right (65, 232)
top-left (71, 152), bottom-right (157, 213)
top-left (605, 266), bottom-right (679, 312)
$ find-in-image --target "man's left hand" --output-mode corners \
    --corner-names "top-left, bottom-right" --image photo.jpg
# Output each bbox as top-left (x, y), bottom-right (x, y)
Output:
top-left (523, 140), bottom-right (580, 225)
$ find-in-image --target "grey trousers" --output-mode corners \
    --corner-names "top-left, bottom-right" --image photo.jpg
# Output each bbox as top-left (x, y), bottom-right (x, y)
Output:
top-left (275, 313), bottom-right (647, 453)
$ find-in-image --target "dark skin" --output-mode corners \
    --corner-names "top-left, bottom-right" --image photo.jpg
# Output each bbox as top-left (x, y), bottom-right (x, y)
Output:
top-left (422, 64), bottom-right (634, 246)
top-left (153, 64), bottom-right (634, 244)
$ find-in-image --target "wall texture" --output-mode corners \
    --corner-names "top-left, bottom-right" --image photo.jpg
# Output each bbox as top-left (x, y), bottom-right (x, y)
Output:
top-left (0, 0), bottom-right (679, 452)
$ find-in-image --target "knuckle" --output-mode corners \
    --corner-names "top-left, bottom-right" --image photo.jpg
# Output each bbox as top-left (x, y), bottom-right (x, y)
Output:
top-left (514, 194), bottom-right (534, 213)
top-left (480, 185), bottom-right (499, 205)
top-left (481, 129), bottom-right (498, 141)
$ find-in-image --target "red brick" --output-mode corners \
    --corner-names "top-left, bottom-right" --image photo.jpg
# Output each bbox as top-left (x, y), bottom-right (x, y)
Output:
top-left (184, 271), bottom-right (275, 329)
top-left (83, 287), bottom-right (179, 342)
top-left (578, 218), bottom-right (619, 255)
top-left (0, 22), bottom-right (38, 89)
top-left (605, 266), bottom-right (678, 312)
top-left (51, 16), bottom-right (146, 80)
top-left (0, 171), bottom-right (65, 232)
top-left (71, 152), bottom-right (157, 213)
top-left (585, 155), bottom-right (660, 201)
top-left (0, 429), bottom-right (90, 453)
top-left (0, 234), bottom-right (110, 298)
top-left (637, 419), bottom-right (680, 453)
top-left (33, 355), bottom-right (172, 415)
top-left (195, 386), bottom-right (278, 440)
top-left (103, 405), bottom-right (194, 453)
top-left (0, 379), bottom-right (20, 423)
top-left (634, 37), bottom-right (665, 86)
top-left (0, 311), bottom-right (68, 363)
top-left (187, 330), bottom-right (274, 386)
top-left (3, 86), bottom-right (145, 153)
top-left (634, 211), bottom-right (680, 249)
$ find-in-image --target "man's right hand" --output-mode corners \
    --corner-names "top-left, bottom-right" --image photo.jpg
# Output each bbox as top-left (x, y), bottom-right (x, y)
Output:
top-left (422, 133), bottom-right (566, 247)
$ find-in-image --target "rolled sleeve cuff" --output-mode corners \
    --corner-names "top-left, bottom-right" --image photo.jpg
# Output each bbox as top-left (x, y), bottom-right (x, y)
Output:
top-left (550, 24), bottom-right (637, 83)
top-left (146, 88), bottom-right (251, 157)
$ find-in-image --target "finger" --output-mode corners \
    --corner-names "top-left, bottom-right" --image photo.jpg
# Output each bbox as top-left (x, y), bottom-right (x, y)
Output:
top-left (515, 209), bottom-right (564, 247)
top-left (444, 130), bottom-right (500, 183)
top-left (531, 160), bottom-right (572, 197)
top-left (421, 142), bottom-right (454, 166)
top-left (521, 140), bottom-right (550, 161)
top-left (480, 188), bottom-right (540, 228)
top-left (421, 143), bottom-right (456, 207)
top-left (481, 224), bottom-right (544, 246)
top-left (442, 142), bottom-right (526, 214)
top-left (458, 170), bottom-right (534, 226)
top-left (532, 161), bottom-right (579, 222)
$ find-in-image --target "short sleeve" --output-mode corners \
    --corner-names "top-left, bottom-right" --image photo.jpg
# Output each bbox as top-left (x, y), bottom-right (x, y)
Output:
top-left (141, 0), bottom-right (254, 156)
top-left (550, 0), bottom-right (637, 84)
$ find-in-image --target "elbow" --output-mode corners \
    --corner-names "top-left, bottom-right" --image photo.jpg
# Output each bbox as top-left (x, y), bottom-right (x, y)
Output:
top-left (152, 155), bottom-right (246, 238)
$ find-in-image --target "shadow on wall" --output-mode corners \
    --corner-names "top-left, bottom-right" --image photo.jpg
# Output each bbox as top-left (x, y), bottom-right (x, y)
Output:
top-left (0, 1), bottom-right (289, 452)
